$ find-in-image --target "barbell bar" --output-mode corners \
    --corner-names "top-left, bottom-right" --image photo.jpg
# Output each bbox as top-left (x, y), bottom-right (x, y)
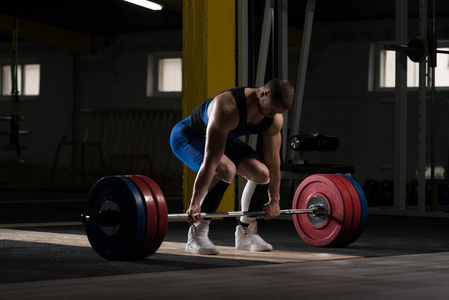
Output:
top-left (167, 207), bottom-right (328, 219)
top-left (81, 207), bottom-right (328, 225)
top-left (81, 174), bottom-right (367, 260)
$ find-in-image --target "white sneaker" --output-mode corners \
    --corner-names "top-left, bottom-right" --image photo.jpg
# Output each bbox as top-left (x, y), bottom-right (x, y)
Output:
top-left (235, 222), bottom-right (273, 252)
top-left (185, 220), bottom-right (220, 255)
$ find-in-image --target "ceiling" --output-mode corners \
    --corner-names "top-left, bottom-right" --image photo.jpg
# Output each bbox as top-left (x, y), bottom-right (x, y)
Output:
top-left (0, 0), bottom-right (183, 37)
top-left (0, 0), bottom-right (448, 44)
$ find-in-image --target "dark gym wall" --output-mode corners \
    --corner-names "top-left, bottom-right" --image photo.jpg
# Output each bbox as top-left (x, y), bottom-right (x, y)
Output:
top-left (0, 14), bottom-right (448, 191)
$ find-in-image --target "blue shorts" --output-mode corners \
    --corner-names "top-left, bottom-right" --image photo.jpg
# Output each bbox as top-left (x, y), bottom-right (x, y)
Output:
top-left (170, 116), bottom-right (256, 173)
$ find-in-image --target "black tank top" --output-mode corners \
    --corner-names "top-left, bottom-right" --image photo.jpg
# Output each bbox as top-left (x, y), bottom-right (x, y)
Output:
top-left (190, 87), bottom-right (273, 138)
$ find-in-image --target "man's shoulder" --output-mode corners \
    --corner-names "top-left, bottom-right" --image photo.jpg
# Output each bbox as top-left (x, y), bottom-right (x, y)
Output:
top-left (213, 91), bottom-right (238, 111)
top-left (209, 92), bottom-right (240, 130)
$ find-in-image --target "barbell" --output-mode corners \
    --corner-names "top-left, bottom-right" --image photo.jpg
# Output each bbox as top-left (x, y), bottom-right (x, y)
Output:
top-left (384, 36), bottom-right (429, 63)
top-left (81, 173), bottom-right (368, 261)
top-left (290, 134), bottom-right (339, 152)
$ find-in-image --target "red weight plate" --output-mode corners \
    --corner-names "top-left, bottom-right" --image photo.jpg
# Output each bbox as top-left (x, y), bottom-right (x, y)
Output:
top-left (329, 174), bottom-right (361, 246)
top-left (126, 176), bottom-right (158, 258)
top-left (138, 175), bottom-right (168, 256)
top-left (319, 174), bottom-right (354, 246)
top-left (292, 174), bottom-right (347, 247)
top-left (339, 174), bottom-right (368, 245)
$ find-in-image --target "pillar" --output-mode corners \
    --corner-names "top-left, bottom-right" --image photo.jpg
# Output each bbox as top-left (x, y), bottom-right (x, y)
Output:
top-left (182, 0), bottom-right (236, 212)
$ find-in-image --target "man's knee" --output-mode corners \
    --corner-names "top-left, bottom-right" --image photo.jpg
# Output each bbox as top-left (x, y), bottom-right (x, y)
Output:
top-left (216, 161), bottom-right (236, 182)
top-left (248, 163), bottom-right (270, 183)
top-left (237, 155), bottom-right (270, 183)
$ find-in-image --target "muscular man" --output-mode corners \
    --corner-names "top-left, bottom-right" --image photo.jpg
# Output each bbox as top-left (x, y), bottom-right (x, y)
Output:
top-left (170, 78), bottom-right (294, 255)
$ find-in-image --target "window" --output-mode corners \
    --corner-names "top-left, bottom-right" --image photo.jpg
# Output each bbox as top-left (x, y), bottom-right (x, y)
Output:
top-left (434, 48), bottom-right (449, 87)
top-left (158, 58), bottom-right (182, 92)
top-left (370, 42), bottom-right (449, 90)
top-left (147, 53), bottom-right (182, 97)
top-left (1, 63), bottom-right (40, 97)
top-left (23, 64), bottom-right (41, 95)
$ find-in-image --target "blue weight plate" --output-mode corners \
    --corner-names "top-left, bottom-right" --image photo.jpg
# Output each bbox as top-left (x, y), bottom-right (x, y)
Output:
top-left (84, 176), bottom-right (146, 260)
top-left (339, 174), bottom-right (368, 244)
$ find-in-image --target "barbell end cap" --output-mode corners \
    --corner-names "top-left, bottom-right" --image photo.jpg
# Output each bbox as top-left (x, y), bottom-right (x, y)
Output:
top-left (408, 36), bottom-right (429, 63)
top-left (310, 205), bottom-right (328, 216)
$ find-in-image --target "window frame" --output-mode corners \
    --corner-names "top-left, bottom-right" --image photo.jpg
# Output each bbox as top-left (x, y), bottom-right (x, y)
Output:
top-left (147, 52), bottom-right (183, 98)
top-left (369, 40), bottom-right (449, 92)
top-left (0, 59), bottom-right (41, 100)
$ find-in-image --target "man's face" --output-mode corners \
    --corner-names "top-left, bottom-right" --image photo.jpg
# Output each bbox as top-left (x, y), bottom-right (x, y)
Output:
top-left (259, 93), bottom-right (286, 118)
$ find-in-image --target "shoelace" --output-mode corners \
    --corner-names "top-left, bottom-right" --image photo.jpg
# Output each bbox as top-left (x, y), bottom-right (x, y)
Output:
top-left (197, 236), bottom-right (214, 245)
top-left (195, 229), bottom-right (215, 247)
top-left (244, 232), bottom-right (266, 243)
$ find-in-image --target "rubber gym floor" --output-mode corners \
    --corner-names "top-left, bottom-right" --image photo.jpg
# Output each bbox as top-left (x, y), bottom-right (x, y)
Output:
top-left (1, 188), bottom-right (449, 300)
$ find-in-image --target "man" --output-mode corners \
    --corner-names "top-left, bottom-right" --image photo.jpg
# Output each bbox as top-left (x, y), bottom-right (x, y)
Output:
top-left (170, 78), bottom-right (294, 255)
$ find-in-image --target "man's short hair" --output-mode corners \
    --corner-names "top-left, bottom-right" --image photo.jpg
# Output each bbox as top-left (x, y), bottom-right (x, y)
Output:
top-left (263, 78), bottom-right (294, 109)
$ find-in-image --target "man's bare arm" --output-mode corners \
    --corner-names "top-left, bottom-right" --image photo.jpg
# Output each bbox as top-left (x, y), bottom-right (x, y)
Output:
top-left (262, 114), bottom-right (284, 219)
top-left (186, 93), bottom-right (238, 223)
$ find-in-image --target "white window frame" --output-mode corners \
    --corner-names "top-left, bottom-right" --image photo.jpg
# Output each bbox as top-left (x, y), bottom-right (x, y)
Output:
top-left (369, 40), bottom-right (449, 92)
top-left (0, 59), bottom-right (41, 100)
top-left (147, 52), bottom-right (183, 98)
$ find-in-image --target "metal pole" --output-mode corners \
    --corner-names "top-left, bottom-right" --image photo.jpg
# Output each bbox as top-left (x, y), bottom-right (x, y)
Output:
top-left (277, 0), bottom-right (289, 164)
top-left (248, 0), bottom-right (275, 150)
top-left (393, 0), bottom-right (408, 211)
top-left (237, 0), bottom-right (249, 87)
top-left (417, 0), bottom-right (427, 212)
top-left (255, 0), bottom-right (275, 86)
top-left (430, 0), bottom-right (437, 210)
top-left (237, 0), bottom-right (249, 211)
top-left (289, 0), bottom-right (315, 162)
top-left (10, 15), bottom-right (21, 155)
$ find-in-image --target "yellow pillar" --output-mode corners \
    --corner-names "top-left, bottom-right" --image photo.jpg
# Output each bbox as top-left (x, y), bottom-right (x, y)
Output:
top-left (182, 0), bottom-right (236, 212)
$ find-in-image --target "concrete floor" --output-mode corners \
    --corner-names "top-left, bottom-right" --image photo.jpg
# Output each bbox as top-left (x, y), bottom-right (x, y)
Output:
top-left (2, 253), bottom-right (449, 300)
top-left (1, 190), bottom-right (449, 299)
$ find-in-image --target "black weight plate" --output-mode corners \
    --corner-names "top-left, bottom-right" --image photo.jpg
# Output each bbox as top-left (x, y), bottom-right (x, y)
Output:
top-left (84, 176), bottom-right (146, 260)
